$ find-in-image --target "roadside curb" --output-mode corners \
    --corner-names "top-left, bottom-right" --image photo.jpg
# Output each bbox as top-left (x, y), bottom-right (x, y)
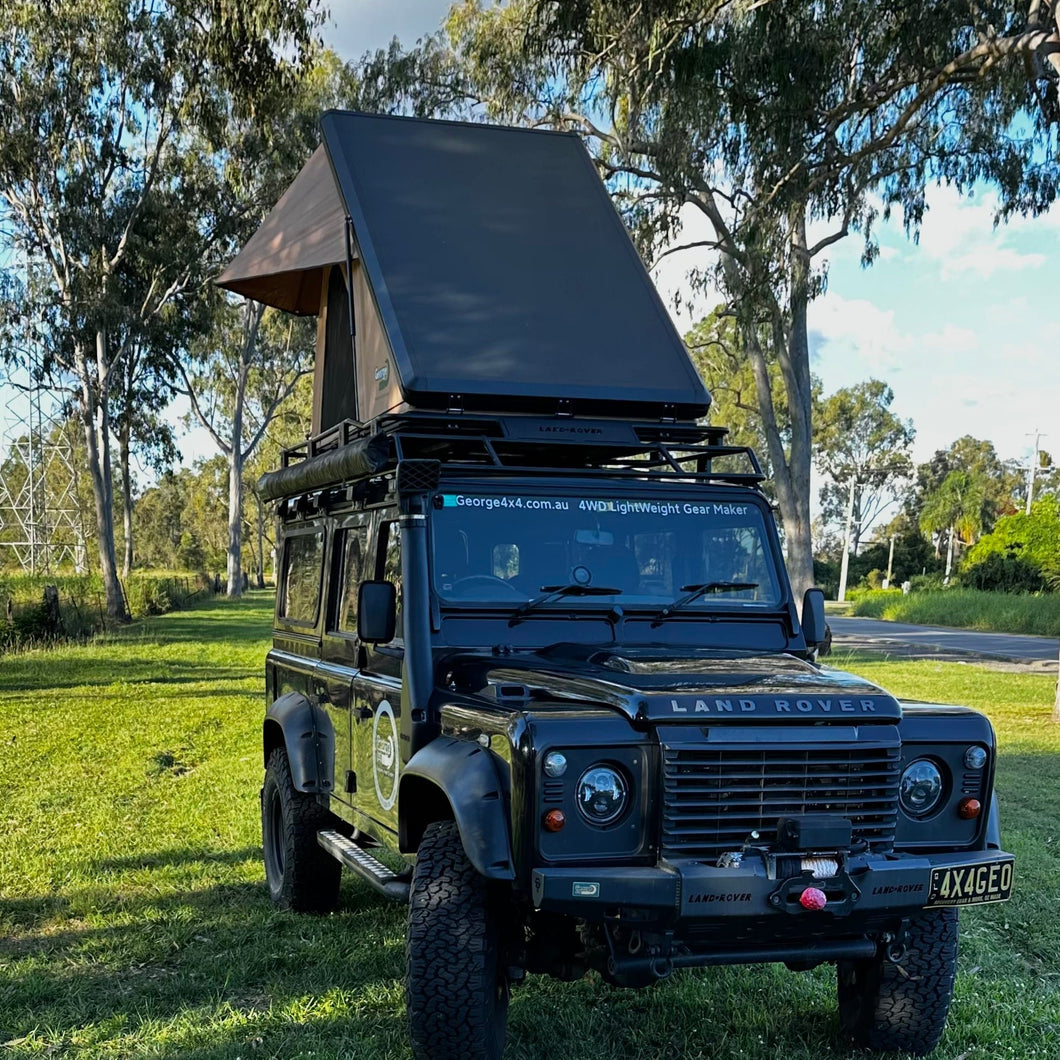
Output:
top-left (828, 633), bottom-right (1059, 673)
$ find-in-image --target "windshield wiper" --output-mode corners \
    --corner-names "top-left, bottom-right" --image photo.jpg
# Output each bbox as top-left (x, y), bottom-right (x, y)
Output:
top-left (650, 582), bottom-right (759, 627)
top-left (508, 584), bottom-right (621, 626)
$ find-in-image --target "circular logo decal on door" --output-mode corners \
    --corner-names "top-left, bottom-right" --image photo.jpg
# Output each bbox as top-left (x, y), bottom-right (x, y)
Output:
top-left (372, 700), bottom-right (399, 810)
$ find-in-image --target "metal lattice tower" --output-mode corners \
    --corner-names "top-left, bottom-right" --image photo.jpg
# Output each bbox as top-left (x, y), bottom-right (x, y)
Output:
top-left (0, 364), bottom-right (88, 573)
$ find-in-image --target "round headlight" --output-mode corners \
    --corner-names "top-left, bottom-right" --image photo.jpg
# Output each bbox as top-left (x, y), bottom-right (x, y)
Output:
top-left (964, 745), bottom-right (988, 770)
top-left (576, 765), bottom-right (628, 826)
top-left (899, 759), bottom-right (945, 817)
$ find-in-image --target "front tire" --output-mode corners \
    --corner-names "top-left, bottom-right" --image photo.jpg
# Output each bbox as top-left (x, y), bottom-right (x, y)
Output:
top-left (261, 747), bottom-right (341, 913)
top-left (837, 909), bottom-right (958, 1055)
top-left (406, 820), bottom-right (509, 1060)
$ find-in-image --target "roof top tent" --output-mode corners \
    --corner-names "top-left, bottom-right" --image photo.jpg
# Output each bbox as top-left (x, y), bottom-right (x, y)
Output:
top-left (217, 111), bottom-right (710, 434)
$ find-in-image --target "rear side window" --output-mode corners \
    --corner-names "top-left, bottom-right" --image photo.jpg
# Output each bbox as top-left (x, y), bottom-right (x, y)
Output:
top-left (279, 530), bottom-right (325, 625)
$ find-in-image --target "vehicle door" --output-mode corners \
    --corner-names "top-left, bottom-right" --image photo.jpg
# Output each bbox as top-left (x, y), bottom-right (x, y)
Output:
top-left (350, 509), bottom-right (404, 837)
top-left (315, 514), bottom-right (370, 807)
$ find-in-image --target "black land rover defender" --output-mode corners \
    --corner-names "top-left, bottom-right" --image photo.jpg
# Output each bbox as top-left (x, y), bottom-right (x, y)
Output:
top-left (223, 111), bottom-right (1013, 1060)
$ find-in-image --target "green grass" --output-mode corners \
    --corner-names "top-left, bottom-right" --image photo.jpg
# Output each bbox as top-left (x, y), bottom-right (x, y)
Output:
top-left (1, 597), bottom-right (1058, 1058)
top-left (849, 588), bottom-right (1060, 637)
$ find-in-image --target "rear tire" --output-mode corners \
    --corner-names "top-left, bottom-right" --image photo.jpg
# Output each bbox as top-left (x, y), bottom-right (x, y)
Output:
top-left (406, 820), bottom-right (509, 1060)
top-left (261, 747), bottom-right (341, 913)
top-left (837, 909), bottom-right (958, 1055)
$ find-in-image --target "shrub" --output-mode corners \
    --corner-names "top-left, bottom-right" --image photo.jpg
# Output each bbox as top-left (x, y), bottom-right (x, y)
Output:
top-left (962, 497), bottom-right (1060, 586)
top-left (908, 573), bottom-right (946, 592)
top-left (961, 549), bottom-right (1046, 593)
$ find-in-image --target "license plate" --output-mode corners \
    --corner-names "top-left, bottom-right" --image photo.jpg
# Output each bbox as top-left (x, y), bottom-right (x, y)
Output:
top-left (926, 858), bottom-right (1014, 908)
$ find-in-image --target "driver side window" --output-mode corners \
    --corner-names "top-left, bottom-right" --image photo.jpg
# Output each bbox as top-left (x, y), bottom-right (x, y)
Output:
top-left (337, 523), bottom-right (368, 635)
top-left (378, 519), bottom-right (403, 639)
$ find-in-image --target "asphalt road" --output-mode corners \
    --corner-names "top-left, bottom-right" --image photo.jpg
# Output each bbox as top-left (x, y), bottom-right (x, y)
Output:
top-left (827, 615), bottom-right (1060, 666)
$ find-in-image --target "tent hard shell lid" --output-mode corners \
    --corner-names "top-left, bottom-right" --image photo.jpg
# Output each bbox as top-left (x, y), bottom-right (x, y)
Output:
top-left (217, 111), bottom-right (711, 431)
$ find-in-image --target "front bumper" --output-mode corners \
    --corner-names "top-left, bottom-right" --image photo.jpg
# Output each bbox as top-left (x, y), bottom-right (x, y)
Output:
top-left (531, 848), bottom-right (1014, 921)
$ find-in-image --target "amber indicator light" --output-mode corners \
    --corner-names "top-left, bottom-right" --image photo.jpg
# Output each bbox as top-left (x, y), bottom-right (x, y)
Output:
top-left (543, 809), bottom-right (566, 832)
top-left (958, 797), bottom-right (981, 820)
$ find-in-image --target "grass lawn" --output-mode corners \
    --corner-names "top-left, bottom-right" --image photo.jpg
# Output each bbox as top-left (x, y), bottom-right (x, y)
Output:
top-left (1, 594), bottom-right (1057, 1059)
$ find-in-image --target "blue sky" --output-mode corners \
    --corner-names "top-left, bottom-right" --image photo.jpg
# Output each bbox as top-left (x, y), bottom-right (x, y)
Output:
top-left (652, 187), bottom-right (1059, 469)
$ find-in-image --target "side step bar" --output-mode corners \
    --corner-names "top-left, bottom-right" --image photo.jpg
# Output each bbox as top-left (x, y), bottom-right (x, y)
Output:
top-left (318, 829), bottom-right (411, 902)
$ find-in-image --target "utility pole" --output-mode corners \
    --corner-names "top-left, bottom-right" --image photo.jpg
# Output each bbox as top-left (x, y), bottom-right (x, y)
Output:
top-left (837, 476), bottom-right (857, 603)
top-left (1026, 428), bottom-right (1045, 515)
top-left (884, 534), bottom-right (896, 589)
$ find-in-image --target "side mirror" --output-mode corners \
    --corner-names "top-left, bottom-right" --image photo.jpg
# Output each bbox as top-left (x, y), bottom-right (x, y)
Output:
top-left (801, 587), bottom-right (827, 647)
top-left (358, 580), bottom-right (397, 643)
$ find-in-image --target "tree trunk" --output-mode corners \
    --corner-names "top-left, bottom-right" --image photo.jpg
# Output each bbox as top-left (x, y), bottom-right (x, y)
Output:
top-left (781, 210), bottom-right (817, 601)
top-left (226, 362), bottom-right (247, 599)
top-left (255, 493), bottom-right (266, 589)
top-left (119, 424), bottom-right (133, 578)
top-left (227, 442), bottom-right (243, 598)
top-left (701, 199), bottom-right (816, 600)
top-left (78, 333), bottom-right (126, 622)
top-left (944, 526), bottom-right (955, 582)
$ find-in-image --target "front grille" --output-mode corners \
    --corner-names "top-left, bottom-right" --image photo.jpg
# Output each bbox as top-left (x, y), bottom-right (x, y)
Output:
top-left (661, 742), bottom-right (901, 859)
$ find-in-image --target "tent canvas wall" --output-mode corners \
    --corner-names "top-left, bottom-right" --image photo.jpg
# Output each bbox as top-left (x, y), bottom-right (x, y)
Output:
top-left (217, 111), bottom-right (710, 432)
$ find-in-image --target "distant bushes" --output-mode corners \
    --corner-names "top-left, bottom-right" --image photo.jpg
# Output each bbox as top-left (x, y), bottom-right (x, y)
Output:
top-left (959, 497), bottom-right (1059, 592)
top-left (0, 571), bottom-right (213, 652)
top-left (848, 587), bottom-right (1060, 637)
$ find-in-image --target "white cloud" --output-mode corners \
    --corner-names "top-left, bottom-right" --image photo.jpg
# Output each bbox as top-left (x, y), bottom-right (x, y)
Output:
top-left (890, 184), bottom-right (1058, 282)
top-left (918, 324), bottom-right (979, 355)
top-left (942, 247), bottom-right (1046, 280)
top-left (809, 293), bottom-right (911, 378)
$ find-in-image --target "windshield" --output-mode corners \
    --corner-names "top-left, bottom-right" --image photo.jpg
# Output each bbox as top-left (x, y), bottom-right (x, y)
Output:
top-left (430, 489), bottom-right (783, 610)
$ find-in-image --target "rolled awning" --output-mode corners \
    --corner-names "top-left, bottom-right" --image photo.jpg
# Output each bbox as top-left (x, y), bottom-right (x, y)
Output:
top-left (215, 146), bottom-right (349, 315)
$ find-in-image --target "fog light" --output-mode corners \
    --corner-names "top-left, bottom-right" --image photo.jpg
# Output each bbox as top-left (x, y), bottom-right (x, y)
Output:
top-left (542, 809), bottom-right (566, 832)
top-left (964, 745), bottom-right (988, 770)
top-left (958, 797), bottom-right (981, 820)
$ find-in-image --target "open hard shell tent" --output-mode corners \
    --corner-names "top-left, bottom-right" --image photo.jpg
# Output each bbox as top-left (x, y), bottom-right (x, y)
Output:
top-left (217, 111), bottom-right (711, 433)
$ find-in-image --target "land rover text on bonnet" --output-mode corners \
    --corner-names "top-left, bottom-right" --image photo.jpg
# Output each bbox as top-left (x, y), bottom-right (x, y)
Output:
top-left (217, 111), bottom-right (1014, 1060)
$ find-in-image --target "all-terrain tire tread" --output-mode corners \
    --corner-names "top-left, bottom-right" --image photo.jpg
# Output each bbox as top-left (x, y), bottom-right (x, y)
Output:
top-left (262, 747), bottom-right (341, 914)
top-left (406, 820), bottom-right (506, 1060)
top-left (838, 908), bottom-right (958, 1055)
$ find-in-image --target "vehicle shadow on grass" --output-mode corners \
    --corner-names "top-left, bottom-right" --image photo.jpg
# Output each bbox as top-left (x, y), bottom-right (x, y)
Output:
top-left (0, 876), bottom-right (407, 1050)
top-left (0, 660), bottom-right (259, 694)
top-left (88, 845), bottom-right (263, 874)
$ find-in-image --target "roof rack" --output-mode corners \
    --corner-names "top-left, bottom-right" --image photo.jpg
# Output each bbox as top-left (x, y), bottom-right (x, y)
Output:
top-left (275, 412), bottom-right (765, 496)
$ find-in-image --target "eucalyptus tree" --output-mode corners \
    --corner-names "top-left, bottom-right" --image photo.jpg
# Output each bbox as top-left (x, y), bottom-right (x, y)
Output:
top-left (0, 0), bottom-right (323, 619)
top-left (683, 309), bottom-right (812, 505)
top-left (410, 0), bottom-right (1060, 596)
top-left (179, 299), bottom-right (314, 597)
top-left (919, 470), bottom-right (987, 581)
top-left (908, 435), bottom-right (1021, 535)
top-left (815, 381), bottom-right (915, 555)
top-left (175, 52), bottom-right (358, 599)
